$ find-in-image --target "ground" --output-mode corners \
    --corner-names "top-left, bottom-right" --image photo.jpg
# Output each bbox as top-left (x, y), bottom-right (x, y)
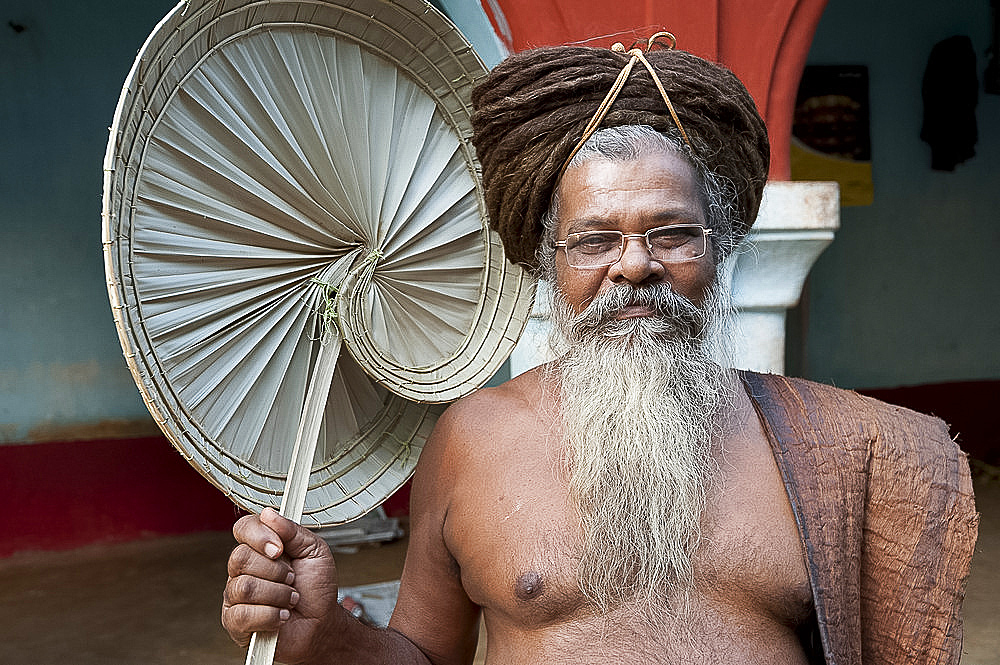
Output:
top-left (0, 472), bottom-right (996, 665)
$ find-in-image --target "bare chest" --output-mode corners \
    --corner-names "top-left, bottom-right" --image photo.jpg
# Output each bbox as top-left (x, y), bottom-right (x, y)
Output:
top-left (443, 410), bottom-right (813, 655)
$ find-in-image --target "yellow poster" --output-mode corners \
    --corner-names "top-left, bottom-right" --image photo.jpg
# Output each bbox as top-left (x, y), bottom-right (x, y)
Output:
top-left (791, 66), bottom-right (873, 207)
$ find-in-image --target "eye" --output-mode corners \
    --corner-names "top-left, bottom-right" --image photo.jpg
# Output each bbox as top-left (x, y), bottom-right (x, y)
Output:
top-left (567, 232), bottom-right (621, 255)
top-left (648, 226), bottom-right (699, 250)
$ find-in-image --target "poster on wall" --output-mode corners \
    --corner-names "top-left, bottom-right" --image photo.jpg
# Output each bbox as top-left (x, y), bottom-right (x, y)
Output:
top-left (791, 65), bottom-right (873, 206)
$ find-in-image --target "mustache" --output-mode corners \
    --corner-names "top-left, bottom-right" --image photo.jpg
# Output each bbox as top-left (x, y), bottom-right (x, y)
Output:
top-left (570, 283), bottom-right (707, 341)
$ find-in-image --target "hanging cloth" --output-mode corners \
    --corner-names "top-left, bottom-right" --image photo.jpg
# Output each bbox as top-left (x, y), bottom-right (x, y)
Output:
top-left (920, 35), bottom-right (979, 171)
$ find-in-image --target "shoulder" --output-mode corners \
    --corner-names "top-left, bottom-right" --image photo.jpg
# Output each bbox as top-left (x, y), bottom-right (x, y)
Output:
top-left (431, 366), bottom-right (552, 449)
top-left (742, 370), bottom-right (959, 459)
top-left (412, 366), bottom-right (553, 492)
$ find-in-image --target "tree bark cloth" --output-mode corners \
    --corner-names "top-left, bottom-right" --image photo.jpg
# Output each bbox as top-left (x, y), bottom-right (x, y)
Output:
top-left (741, 371), bottom-right (979, 664)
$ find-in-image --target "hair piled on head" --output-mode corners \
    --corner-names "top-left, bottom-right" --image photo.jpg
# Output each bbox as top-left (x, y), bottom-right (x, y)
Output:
top-left (470, 45), bottom-right (769, 269)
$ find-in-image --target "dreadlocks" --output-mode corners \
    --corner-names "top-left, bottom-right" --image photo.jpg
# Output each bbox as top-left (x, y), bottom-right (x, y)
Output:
top-left (470, 43), bottom-right (769, 269)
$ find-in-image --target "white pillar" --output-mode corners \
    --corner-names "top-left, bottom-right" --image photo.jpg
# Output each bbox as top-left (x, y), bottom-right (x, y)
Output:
top-left (724, 181), bottom-right (839, 374)
top-left (508, 280), bottom-right (558, 378)
top-left (508, 181), bottom-right (840, 377)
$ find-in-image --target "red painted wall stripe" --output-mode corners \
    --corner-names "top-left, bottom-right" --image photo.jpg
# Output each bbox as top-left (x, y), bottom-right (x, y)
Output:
top-left (0, 435), bottom-right (413, 558)
top-left (0, 436), bottom-right (241, 557)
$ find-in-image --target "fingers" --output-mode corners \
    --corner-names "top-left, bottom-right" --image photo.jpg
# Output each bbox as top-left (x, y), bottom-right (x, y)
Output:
top-left (224, 509), bottom-right (339, 652)
top-left (221, 597), bottom-right (293, 646)
top-left (232, 510), bottom-right (285, 560)
top-left (224, 573), bottom-right (300, 610)
top-left (259, 507), bottom-right (330, 560)
top-left (222, 602), bottom-right (288, 647)
top-left (228, 543), bottom-right (294, 584)
top-left (222, 567), bottom-right (300, 645)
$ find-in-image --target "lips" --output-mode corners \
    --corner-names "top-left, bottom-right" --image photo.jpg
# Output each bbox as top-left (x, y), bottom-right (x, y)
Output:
top-left (568, 283), bottom-right (706, 343)
top-left (614, 304), bottom-right (657, 320)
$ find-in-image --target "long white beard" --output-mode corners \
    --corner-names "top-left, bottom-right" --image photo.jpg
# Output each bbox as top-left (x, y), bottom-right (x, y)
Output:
top-left (550, 282), bottom-right (732, 616)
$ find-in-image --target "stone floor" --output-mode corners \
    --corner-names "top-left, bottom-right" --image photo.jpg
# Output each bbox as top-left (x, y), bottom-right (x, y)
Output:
top-left (0, 473), bottom-right (997, 665)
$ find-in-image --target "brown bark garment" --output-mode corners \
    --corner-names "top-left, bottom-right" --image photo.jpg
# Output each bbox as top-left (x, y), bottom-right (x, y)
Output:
top-left (743, 371), bottom-right (979, 665)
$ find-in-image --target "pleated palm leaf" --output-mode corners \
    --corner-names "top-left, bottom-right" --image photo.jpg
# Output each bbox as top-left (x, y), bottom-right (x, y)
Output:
top-left (103, 0), bottom-right (534, 527)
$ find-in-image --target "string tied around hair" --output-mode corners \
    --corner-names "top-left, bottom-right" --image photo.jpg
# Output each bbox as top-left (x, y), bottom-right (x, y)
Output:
top-left (557, 31), bottom-right (693, 184)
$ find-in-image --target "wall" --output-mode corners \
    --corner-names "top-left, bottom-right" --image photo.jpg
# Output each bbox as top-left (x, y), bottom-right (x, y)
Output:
top-left (789, 0), bottom-right (1000, 389)
top-left (0, 1), bottom-right (249, 554)
top-left (9, 0), bottom-right (991, 443)
top-left (1, 0), bottom-right (177, 444)
top-left (2, 0), bottom-right (997, 554)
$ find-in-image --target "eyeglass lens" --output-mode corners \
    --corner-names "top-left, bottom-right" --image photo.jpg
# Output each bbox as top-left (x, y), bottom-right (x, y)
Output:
top-left (563, 225), bottom-right (707, 267)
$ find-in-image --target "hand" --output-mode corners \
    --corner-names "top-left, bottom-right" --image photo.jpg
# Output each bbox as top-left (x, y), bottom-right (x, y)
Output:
top-left (223, 508), bottom-right (341, 664)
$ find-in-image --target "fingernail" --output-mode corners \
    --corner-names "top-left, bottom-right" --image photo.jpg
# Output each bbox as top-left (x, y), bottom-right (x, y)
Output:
top-left (285, 572), bottom-right (295, 585)
top-left (264, 543), bottom-right (280, 558)
top-left (279, 609), bottom-right (290, 622)
top-left (290, 591), bottom-right (300, 607)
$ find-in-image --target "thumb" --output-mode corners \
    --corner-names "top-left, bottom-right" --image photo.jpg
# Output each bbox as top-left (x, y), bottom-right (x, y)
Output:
top-left (259, 507), bottom-right (327, 560)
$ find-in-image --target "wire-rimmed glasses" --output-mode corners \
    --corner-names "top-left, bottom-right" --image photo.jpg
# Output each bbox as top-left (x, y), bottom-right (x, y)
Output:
top-left (555, 224), bottom-right (713, 268)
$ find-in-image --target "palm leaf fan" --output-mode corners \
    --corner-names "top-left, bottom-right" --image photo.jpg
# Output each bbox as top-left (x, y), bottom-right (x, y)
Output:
top-left (102, 0), bottom-right (534, 536)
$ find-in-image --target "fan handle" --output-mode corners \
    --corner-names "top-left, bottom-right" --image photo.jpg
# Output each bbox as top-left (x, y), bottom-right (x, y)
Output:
top-left (246, 330), bottom-right (343, 665)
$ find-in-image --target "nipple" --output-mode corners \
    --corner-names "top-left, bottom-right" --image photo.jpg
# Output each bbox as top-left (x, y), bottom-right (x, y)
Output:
top-left (515, 571), bottom-right (545, 601)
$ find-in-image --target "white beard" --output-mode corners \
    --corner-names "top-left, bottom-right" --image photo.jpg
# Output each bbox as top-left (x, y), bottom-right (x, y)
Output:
top-left (550, 282), bottom-right (733, 617)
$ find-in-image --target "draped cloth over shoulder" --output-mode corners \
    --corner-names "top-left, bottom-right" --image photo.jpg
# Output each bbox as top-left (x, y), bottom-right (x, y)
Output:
top-left (102, 0), bottom-right (534, 527)
top-left (742, 372), bottom-right (978, 664)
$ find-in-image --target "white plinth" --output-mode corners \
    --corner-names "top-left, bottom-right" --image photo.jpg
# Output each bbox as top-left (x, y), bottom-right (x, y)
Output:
top-left (508, 181), bottom-right (840, 377)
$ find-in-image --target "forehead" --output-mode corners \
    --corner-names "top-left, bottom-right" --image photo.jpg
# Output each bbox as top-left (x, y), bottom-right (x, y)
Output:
top-left (555, 150), bottom-right (705, 234)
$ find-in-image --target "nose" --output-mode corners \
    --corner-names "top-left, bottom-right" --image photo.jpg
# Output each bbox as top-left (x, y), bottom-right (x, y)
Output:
top-left (608, 234), bottom-right (665, 285)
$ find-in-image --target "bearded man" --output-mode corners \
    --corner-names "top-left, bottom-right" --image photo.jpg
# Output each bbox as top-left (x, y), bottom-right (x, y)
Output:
top-left (222, 38), bottom-right (977, 665)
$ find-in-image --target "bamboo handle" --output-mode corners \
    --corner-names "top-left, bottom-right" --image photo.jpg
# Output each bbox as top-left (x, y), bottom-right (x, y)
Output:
top-left (245, 330), bottom-right (343, 665)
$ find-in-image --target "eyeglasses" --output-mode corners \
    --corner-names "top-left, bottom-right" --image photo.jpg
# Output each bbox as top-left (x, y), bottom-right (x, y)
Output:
top-left (555, 224), bottom-right (713, 269)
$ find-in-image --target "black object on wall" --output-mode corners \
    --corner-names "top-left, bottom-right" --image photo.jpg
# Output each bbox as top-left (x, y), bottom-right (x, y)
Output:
top-left (920, 35), bottom-right (979, 171)
top-left (986, 0), bottom-right (1000, 94)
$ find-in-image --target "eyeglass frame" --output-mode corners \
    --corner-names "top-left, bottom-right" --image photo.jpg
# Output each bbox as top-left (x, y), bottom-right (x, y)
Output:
top-left (553, 223), bottom-right (714, 269)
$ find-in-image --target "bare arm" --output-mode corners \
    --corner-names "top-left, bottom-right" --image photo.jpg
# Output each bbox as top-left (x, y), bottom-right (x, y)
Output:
top-left (388, 403), bottom-right (484, 665)
top-left (222, 402), bottom-right (483, 665)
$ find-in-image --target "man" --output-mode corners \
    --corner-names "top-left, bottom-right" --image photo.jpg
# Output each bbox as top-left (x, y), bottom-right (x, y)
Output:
top-left (222, 39), bottom-right (978, 664)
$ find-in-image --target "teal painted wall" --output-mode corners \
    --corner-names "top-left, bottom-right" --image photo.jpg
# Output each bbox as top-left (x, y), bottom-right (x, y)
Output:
top-left (0, 1), bottom-right (177, 442)
top-left (788, 0), bottom-right (1000, 389)
top-left (2, 0), bottom-right (996, 444)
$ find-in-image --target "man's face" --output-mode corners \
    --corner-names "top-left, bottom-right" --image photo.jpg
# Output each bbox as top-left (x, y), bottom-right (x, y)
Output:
top-left (553, 150), bottom-right (717, 316)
